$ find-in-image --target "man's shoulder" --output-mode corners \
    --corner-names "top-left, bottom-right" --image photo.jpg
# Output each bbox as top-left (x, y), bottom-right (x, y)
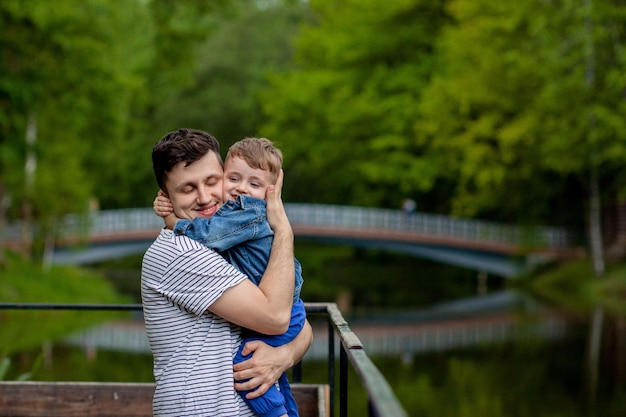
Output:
top-left (151, 228), bottom-right (221, 252)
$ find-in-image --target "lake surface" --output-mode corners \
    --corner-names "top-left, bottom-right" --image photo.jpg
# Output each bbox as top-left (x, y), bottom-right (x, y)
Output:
top-left (363, 295), bottom-right (626, 417)
top-left (7, 247), bottom-right (625, 417)
top-left (25, 289), bottom-right (616, 417)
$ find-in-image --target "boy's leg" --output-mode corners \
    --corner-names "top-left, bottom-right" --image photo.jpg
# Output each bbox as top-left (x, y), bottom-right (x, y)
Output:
top-left (233, 300), bottom-right (307, 417)
top-left (272, 300), bottom-right (305, 417)
top-left (277, 372), bottom-right (299, 417)
top-left (234, 341), bottom-right (289, 417)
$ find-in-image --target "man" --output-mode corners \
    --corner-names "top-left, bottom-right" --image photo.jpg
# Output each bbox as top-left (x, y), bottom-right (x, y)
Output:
top-left (141, 128), bottom-right (312, 417)
top-left (154, 137), bottom-right (306, 417)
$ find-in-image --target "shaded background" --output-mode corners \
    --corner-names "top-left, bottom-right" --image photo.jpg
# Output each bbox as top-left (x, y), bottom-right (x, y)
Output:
top-left (2, 1), bottom-right (626, 416)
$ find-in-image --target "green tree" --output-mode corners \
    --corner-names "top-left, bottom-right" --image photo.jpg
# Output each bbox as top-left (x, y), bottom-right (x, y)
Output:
top-left (413, 0), bottom-right (626, 230)
top-left (157, 0), bottom-right (311, 153)
top-left (260, 0), bottom-right (449, 208)
top-left (108, 0), bottom-right (238, 210)
top-left (0, 0), bottom-right (153, 258)
top-left (142, 0), bottom-right (233, 136)
top-left (413, 1), bottom-right (579, 223)
top-left (80, 0), bottom-right (156, 209)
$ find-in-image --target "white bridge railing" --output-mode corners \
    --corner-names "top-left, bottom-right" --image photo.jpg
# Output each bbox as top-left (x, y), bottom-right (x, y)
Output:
top-left (7, 204), bottom-right (574, 250)
top-left (284, 204), bottom-right (573, 248)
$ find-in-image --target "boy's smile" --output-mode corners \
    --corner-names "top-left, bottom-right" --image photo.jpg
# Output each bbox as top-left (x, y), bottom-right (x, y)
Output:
top-left (223, 156), bottom-right (274, 201)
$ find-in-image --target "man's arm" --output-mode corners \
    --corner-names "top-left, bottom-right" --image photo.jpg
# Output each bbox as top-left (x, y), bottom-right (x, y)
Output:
top-left (208, 170), bottom-right (295, 335)
top-left (233, 320), bottom-right (313, 399)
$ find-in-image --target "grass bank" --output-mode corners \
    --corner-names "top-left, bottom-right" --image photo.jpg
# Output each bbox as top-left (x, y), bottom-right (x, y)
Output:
top-left (0, 251), bottom-right (130, 356)
top-left (516, 258), bottom-right (626, 317)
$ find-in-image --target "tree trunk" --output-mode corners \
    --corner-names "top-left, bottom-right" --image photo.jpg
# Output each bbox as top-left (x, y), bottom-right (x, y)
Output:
top-left (587, 305), bottom-right (604, 410)
top-left (21, 112), bottom-right (38, 258)
top-left (0, 180), bottom-right (6, 268)
top-left (588, 170), bottom-right (605, 277)
top-left (583, 0), bottom-right (605, 410)
top-left (586, 169), bottom-right (605, 411)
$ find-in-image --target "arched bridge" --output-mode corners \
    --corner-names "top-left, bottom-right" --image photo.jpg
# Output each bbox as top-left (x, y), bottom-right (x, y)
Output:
top-left (22, 204), bottom-right (581, 278)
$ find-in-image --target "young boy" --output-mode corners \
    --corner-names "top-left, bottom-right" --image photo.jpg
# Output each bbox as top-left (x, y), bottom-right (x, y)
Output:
top-left (154, 137), bottom-right (305, 417)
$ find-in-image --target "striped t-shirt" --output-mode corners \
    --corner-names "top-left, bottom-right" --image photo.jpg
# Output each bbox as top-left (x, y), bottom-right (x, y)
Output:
top-left (141, 228), bottom-right (256, 417)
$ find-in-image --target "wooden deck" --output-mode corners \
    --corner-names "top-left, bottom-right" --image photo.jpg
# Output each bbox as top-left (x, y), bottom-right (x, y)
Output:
top-left (0, 381), bottom-right (329, 417)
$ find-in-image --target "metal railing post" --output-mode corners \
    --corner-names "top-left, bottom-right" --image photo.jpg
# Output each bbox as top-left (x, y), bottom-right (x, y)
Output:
top-left (328, 317), bottom-right (335, 417)
top-left (339, 344), bottom-right (348, 417)
top-left (292, 361), bottom-right (302, 383)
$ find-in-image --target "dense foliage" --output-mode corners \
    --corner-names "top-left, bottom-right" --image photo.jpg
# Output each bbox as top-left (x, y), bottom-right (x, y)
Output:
top-left (261, 0), bottom-right (626, 227)
top-left (1, 0), bottom-right (625, 260)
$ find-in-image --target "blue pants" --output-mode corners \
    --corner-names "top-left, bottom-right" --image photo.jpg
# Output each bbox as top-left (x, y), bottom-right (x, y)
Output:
top-left (234, 299), bottom-right (306, 417)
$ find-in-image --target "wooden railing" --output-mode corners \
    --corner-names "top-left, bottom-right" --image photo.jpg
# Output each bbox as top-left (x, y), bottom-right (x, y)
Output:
top-left (0, 302), bottom-right (408, 417)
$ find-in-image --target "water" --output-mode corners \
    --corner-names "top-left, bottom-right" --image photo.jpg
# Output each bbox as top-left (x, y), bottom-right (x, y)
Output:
top-left (375, 304), bottom-right (626, 417)
top-left (5, 248), bottom-right (625, 416)
top-left (5, 294), bottom-right (625, 416)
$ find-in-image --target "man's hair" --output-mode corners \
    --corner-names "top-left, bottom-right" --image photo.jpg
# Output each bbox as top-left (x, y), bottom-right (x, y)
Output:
top-left (226, 137), bottom-right (283, 183)
top-left (152, 128), bottom-right (222, 192)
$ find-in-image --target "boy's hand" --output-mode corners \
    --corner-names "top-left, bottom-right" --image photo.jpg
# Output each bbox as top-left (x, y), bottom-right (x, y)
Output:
top-left (154, 191), bottom-right (173, 217)
top-left (153, 191), bottom-right (178, 230)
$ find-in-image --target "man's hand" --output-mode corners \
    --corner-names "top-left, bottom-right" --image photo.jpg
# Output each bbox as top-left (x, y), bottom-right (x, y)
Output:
top-left (265, 170), bottom-right (292, 237)
top-left (233, 321), bottom-right (312, 399)
top-left (233, 340), bottom-right (291, 399)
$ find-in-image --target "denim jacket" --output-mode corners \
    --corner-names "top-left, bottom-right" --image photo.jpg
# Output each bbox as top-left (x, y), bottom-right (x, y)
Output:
top-left (174, 195), bottom-right (303, 302)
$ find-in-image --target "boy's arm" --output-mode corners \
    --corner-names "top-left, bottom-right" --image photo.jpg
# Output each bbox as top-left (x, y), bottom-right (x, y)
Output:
top-left (153, 192), bottom-right (179, 230)
top-left (208, 226), bottom-right (295, 334)
top-left (175, 204), bottom-right (271, 252)
top-left (154, 191), bottom-right (269, 251)
top-left (209, 171), bottom-right (295, 335)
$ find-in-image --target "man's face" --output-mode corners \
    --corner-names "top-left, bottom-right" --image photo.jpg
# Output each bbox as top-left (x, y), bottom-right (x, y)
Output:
top-left (223, 156), bottom-right (274, 201)
top-left (164, 151), bottom-right (224, 220)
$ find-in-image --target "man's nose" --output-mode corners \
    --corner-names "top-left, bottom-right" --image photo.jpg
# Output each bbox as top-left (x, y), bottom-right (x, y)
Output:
top-left (197, 186), bottom-right (211, 203)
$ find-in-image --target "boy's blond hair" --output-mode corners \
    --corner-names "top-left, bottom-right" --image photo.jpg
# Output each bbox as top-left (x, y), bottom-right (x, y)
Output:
top-left (226, 137), bottom-right (283, 183)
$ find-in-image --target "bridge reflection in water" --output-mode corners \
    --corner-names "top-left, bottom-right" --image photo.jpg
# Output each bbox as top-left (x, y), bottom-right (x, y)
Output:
top-left (64, 291), bottom-right (570, 360)
top-left (10, 204), bottom-right (579, 278)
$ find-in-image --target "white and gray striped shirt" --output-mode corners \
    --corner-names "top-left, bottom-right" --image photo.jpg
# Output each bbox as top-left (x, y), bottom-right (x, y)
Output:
top-left (141, 229), bottom-right (256, 417)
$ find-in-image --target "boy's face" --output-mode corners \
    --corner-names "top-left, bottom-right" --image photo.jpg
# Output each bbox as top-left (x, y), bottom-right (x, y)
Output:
top-left (164, 151), bottom-right (224, 220)
top-left (223, 156), bottom-right (274, 201)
